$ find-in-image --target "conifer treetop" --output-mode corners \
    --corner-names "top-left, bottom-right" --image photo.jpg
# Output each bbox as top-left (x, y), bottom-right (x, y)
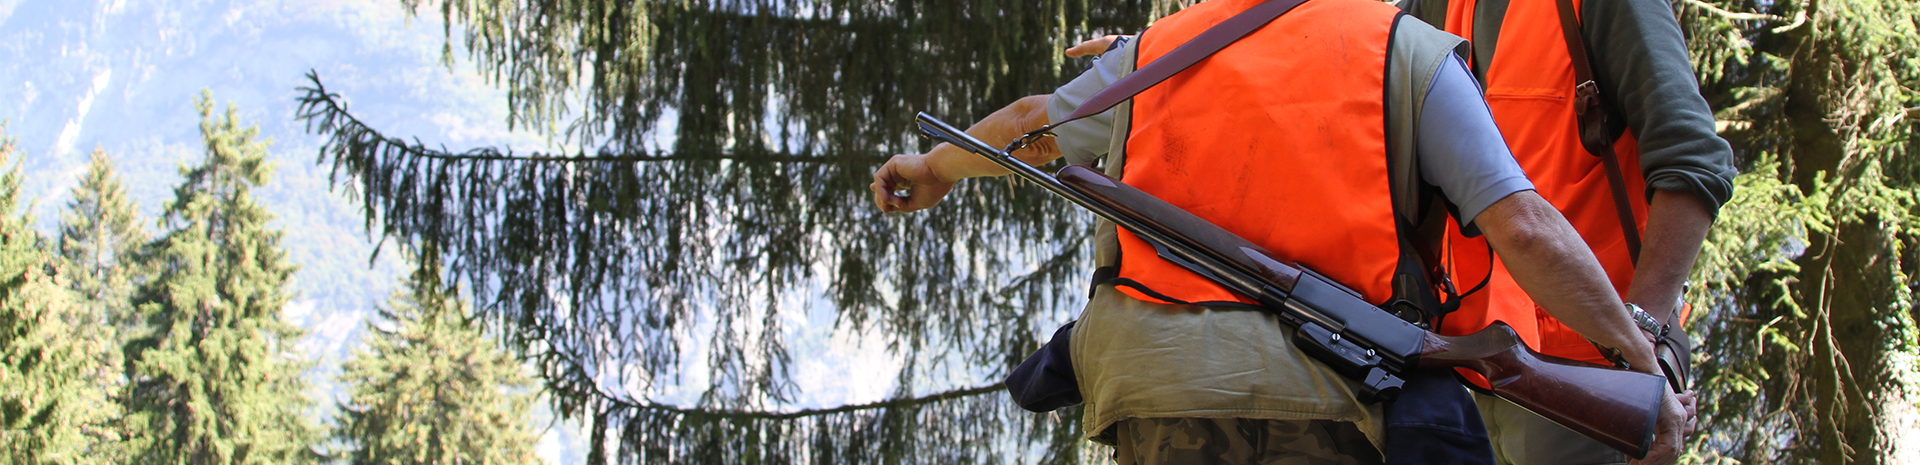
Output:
top-left (122, 91), bottom-right (320, 464)
top-left (58, 148), bottom-right (149, 333)
top-left (0, 129), bottom-right (121, 464)
top-left (334, 247), bottom-right (540, 464)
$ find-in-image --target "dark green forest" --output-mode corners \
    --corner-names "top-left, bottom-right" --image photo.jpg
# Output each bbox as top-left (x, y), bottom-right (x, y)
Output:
top-left (3, 0), bottom-right (1918, 463)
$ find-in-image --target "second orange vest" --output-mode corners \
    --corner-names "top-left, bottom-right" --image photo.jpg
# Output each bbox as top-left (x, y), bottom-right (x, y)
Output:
top-left (1435, 0), bottom-right (1650, 366)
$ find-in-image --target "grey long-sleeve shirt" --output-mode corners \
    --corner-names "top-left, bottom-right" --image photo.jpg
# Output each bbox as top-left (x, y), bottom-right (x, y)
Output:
top-left (1399, 0), bottom-right (1738, 214)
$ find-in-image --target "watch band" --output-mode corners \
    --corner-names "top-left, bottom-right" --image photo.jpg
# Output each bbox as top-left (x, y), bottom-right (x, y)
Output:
top-left (1592, 303), bottom-right (1670, 373)
top-left (1625, 302), bottom-right (1665, 341)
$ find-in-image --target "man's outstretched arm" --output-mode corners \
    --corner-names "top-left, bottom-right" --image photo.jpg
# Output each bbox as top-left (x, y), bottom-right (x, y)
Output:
top-left (870, 95), bottom-right (1060, 213)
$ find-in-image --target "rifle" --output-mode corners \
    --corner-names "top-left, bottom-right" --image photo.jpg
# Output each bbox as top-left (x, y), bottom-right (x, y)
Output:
top-left (914, 112), bottom-right (1667, 459)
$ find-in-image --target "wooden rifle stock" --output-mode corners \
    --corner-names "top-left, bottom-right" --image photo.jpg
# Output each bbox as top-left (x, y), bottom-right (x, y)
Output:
top-left (1418, 323), bottom-right (1666, 458)
top-left (1054, 164), bottom-right (1664, 459)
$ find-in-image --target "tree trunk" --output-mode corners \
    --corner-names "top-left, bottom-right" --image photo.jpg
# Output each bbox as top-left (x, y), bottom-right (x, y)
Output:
top-left (1783, 7), bottom-right (1898, 463)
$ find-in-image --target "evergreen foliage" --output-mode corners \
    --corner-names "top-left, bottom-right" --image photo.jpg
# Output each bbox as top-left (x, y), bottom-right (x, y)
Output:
top-left (58, 148), bottom-right (149, 352)
top-left (302, 0), bottom-right (1920, 463)
top-left (294, 0), bottom-right (1131, 458)
top-left (291, 0), bottom-right (1241, 462)
top-left (122, 92), bottom-right (321, 464)
top-left (333, 247), bottom-right (540, 464)
top-left (52, 150), bottom-right (147, 464)
top-left (397, 0), bottom-right (1166, 147)
top-left (1677, 0), bottom-right (1920, 463)
top-left (0, 131), bottom-right (122, 463)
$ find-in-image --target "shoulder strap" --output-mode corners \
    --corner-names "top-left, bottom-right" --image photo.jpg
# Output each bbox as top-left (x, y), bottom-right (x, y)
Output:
top-left (1384, 175), bottom-right (1451, 324)
top-left (1381, 13), bottom-right (1454, 326)
top-left (1051, 0), bottom-right (1314, 128)
top-left (1068, 0), bottom-right (1311, 300)
top-left (1554, 0), bottom-right (1643, 263)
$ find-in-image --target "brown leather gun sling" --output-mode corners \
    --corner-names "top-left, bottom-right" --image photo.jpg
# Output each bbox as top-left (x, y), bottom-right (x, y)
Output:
top-left (1554, 0), bottom-right (1644, 263)
top-left (1049, 0), bottom-right (1307, 125)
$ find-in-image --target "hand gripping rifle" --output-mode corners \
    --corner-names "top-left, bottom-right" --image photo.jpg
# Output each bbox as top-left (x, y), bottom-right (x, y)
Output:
top-left (915, 112), bottom-right (1668, 459)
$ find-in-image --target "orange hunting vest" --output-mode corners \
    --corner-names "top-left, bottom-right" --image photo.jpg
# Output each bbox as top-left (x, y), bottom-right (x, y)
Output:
top-left (1434, 0), bottom-right (1650, 366)
top-left (1114, 0), bottom-right (1406, 306)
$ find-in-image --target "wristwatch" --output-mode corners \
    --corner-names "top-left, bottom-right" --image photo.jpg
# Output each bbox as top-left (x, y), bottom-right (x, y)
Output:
top-left (1593, 303), bottom-right (1667, 371)
top-left (1625, 302), bottom-right (1666, 341)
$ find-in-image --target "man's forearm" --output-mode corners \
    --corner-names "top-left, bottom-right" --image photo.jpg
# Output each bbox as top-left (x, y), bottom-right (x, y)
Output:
top-left (921, 95), bottom-right (1062, 182)
top-left (1623, 189), bottom-right (1715, 325)
top-left (1476, 190), bottom-right (1659, 371)
top-left (871, 95), bottom-right (1060, 213)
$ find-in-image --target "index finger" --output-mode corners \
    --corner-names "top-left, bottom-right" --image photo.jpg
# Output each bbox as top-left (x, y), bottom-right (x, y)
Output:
top-left (871, 169), bottom-right (899, 212)
top-left (871, 163), bottom-right (915, 212)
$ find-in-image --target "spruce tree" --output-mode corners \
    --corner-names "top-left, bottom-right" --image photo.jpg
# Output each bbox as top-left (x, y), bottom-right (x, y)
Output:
top-left (334, 247), bottom-right (539, 464)
top-left (122, 92), bottom-right (320, 464)
top-left (59, 147), bottom-right (150, 339)
top-left (0, 132), bottom-right (121, 463)
top-left (55, 149), bottom-right (147, 463)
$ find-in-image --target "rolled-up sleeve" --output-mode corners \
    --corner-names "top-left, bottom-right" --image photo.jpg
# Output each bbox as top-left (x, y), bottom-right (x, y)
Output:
top-left (1587, 0), bottom-right (1738, 215)
top-left (1047, 37), bottom-right (1136, 166)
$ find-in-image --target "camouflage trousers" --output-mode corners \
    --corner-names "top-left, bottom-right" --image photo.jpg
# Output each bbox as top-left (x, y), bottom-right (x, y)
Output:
top-left (1476, 393), bottom-right (1627, 465)
top-left (1112, 417), bottom-right (1384, 465)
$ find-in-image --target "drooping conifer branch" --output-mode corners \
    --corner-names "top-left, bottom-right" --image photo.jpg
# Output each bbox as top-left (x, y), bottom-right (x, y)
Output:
top-left (583, 383), bottom-right (1093, 465)
top-left (1678, 0), bottom-right (1791, 23)
top-left (295, 77), bottom-right (888, 165)
top-left (309, 2), bottom-right (1169, 461)
top-left (401, 0), bottom-right (1164, 148)
top-left (615, 383), bottom-right (1004, 421)
top-left (297, 70), bottom-right (1100, 461)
